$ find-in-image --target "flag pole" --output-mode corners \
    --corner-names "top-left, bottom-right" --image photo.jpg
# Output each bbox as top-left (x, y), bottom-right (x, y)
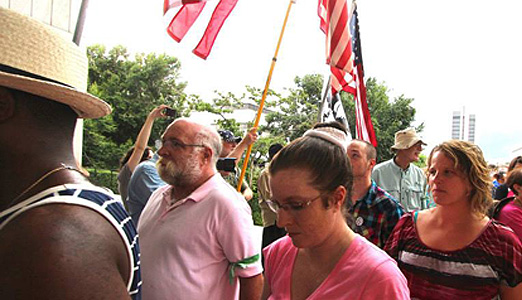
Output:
top-left (317, 75), bottom-right (332, 123)
top-left (236, 0), bottom-right (295, 192)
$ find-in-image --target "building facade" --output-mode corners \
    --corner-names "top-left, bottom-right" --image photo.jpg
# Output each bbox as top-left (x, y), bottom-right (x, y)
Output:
top-left (451, 107), bottom-right (476, 143)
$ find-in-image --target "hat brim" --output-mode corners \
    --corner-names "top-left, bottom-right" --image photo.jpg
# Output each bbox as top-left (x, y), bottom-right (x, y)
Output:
top-left (0, 71), bottom-right (111, 119)
top-left (391, 138), bottom-right (427, 150)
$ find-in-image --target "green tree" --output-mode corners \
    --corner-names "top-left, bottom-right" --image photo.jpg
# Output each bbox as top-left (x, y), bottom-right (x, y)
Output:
top-left (192, 90), bottom-right (245, 134)
top-left (84, 45), bottom-right (190, 170)
top-left (259, 74), bottom-right (420, 163)
top-left (341, 78), bottom-right (422, 162)
top-left (262, 74), bottom-right (323, 141)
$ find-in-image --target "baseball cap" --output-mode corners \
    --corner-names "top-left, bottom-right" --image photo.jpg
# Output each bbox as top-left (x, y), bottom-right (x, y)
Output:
top-left (218, 130), bottom-right (241, 143)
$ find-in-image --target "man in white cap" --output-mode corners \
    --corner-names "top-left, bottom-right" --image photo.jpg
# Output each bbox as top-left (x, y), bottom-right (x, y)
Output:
top-left (372, 128), bottom-right (428, 212)
top-left (0, 8), bottom-right (141, 299)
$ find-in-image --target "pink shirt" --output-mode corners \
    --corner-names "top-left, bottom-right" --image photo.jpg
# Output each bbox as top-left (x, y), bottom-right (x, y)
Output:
top-left (138, 174), bottom-right (263, 300)
top-left (498, 201), bottom-right (522, 242)
top-left (263, 235), bottom-right (410, 300)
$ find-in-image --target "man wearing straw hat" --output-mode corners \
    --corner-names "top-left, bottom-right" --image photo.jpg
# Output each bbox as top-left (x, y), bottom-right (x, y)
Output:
top-left (372, 127), bottom-right (428, 212)
top-left (0, 7), bottom-right (141, 299)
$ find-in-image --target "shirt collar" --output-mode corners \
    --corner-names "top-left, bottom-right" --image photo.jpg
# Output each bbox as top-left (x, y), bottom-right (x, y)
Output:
top-left (163, 173), bottom-right (221, 207)
top-left (392, 156), bottom-right (410, 172)
top-left (358, 180), bottom-right (379, 206)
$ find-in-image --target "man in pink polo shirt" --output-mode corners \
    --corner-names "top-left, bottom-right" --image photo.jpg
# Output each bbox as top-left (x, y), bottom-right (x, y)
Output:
top-left (138, 118), bottom-right (263, 300)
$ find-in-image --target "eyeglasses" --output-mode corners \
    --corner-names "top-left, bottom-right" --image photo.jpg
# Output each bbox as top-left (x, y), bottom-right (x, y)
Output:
top-left (159, 138), bottom-right (205, 149)
top-left (266, 193), bottom-right (326, 214)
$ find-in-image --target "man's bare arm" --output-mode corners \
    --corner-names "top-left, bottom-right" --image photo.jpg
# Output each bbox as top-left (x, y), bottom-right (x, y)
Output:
top-left (229, 127), bottom-right (258, 160)
top-left (239, 273), bottom-right (264, 300)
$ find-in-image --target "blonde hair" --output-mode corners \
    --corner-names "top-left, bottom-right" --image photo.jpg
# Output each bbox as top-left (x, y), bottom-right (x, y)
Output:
top-left (427, 140), bottom-right (492, 216)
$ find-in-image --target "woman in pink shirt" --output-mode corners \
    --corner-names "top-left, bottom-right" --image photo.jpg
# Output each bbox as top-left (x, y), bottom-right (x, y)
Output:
top-left (261, 122), bottom-right (409, 300)
top-left (496, 169), bottom-right (522, 240)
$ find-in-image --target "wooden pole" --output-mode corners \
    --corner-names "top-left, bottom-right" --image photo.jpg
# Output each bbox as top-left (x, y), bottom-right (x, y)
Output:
top-left (236, 0), bottom-right (295, 192)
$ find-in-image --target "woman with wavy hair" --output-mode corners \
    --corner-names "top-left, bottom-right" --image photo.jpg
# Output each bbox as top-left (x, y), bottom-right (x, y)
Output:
top-left (385, 140), bottom-right (522, 299)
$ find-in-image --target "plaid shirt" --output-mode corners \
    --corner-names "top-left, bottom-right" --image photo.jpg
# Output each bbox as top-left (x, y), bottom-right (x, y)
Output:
top-left (348, 180), bottom-right (404, 248)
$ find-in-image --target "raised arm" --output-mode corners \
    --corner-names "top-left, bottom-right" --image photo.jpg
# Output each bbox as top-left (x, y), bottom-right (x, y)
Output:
top-left (126, 105), bottom-right (169, 173)
top-left (229, 127), bottom-right (258, 160)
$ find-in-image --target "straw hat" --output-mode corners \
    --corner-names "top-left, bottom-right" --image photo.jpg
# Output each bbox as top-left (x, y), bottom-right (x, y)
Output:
top-left (391, 127), bottom-right (426, 150)
top-left (0, 7), bottom-right (111, 119)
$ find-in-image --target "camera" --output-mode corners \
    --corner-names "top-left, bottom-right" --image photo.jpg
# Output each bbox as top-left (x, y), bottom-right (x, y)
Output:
top-left (216, 158), bottom-right (236, 172)
top-left (163, 107), bottom-right (178, 118)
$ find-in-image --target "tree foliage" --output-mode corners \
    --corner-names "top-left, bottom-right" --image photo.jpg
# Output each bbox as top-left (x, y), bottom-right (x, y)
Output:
top-left (341, 77), bottom-right (423, 162)
top-left (259, 74), bottom-right (421, 162)
top-left (84, 45), bottom-right (190, 169)
top-left (262, 74), bottom-right (323, 141)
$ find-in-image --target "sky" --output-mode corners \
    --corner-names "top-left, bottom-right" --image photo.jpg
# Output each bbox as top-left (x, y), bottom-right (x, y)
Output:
top-left (81, 0), bottom-right (522, 164)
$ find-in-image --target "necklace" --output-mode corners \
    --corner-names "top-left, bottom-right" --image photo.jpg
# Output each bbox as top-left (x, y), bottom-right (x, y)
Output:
top-left (6, 163), bottom-right (84, 209)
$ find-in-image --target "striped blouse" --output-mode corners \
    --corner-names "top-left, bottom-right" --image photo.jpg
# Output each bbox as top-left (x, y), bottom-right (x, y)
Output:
top-left (385, 213), bottom-right (522, 300)
top-left (0, 184), bottom-right (142, 299)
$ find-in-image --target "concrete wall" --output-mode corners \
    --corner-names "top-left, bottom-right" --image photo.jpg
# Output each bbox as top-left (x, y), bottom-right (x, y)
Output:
top-left (1, 0), bottom-right (81, 34)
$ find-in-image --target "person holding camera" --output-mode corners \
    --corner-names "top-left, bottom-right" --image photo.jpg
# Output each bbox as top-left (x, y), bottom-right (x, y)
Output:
top-left (218, 128), bottom-right (258, 201)
top-left (118, 104), bottom-right (170, 203)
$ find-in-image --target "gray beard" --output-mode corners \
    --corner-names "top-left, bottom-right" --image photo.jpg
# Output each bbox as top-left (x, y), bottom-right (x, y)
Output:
top-left (157, 156), bottom-right (202, 187)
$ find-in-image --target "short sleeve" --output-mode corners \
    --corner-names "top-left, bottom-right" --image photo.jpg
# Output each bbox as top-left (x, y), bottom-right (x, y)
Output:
top-left (365, 260), bottom-right (410, 299)
top-left (216, 198), bottom-right (263, 278)
top-left (384, 213), bottom-right (411, 260)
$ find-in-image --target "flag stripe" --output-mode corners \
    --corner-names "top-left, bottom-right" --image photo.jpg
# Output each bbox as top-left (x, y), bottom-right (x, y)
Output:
top-left (328, 0), bottom-right (352, 71)
top-left (166, 2), bottom-right (207, 42)
top-left (164, 0), bottom-right (207, 14)
top-left (192, 0), bottom-right (239, 59)
top-left (330, 66), bottom-right (354, 94)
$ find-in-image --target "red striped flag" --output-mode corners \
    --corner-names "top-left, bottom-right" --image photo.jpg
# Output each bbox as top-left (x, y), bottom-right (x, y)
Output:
top-left (319, 0), bottom-right (377, 147)
top-left (318, 0), bottom-right (354, 73)
top-left (164, 0), bottom-right (238, 59)
top-left (164, 0), bottom-right (207, 13)
top-left (166, 2), bottom-right (207, 42)
top-left (349, 4), bottom-right (377, 146)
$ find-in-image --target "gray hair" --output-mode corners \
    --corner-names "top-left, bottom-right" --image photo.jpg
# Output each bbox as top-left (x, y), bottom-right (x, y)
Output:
top-left (194, 127), bottom-right (222, 165)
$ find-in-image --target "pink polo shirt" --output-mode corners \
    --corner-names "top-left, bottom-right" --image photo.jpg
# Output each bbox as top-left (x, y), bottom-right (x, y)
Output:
top-left (138, 174), bottom-right (263, 300)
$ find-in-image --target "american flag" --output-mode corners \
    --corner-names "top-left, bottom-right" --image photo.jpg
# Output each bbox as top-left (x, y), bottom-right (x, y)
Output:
top-left (164, 0), bottom-right (238, 59)
top-left (318, 0), bottom-right (353, 73)
top-left (318, 0), bottom-right (377, 146)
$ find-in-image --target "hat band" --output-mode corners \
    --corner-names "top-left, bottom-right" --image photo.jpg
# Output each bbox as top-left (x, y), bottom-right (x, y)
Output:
top-left (0, 64), bottom-right (73, 89)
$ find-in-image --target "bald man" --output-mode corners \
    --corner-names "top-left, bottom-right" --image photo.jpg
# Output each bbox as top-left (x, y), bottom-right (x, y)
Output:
top-left (138, 118), bottom-right (263, 300)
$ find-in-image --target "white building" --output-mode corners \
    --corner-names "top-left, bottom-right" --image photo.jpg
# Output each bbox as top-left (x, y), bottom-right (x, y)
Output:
top-left (451, 107), bottom-right (476, 143)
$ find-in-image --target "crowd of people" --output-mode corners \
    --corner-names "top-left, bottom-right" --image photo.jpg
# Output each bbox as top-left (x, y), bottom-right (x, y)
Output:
top-left (3, 7), bottom-right (522, 300)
